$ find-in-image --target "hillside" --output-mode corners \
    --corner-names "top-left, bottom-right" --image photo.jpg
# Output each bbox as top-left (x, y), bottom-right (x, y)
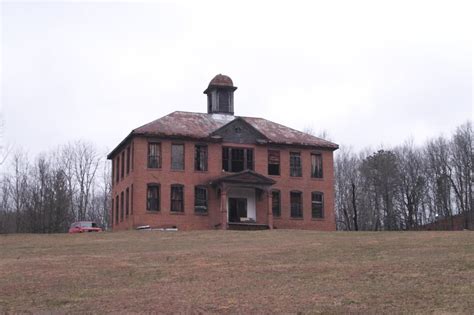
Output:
top-left (1, 230), bottom-right (473, 313)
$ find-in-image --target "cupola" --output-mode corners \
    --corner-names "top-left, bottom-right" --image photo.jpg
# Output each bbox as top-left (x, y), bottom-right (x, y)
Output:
top-left (204, 74), bottom-right (237, 115)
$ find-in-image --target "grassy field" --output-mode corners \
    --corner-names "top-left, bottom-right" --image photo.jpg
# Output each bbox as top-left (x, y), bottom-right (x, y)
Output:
top-left (0, 230), bottom-right (473, 314)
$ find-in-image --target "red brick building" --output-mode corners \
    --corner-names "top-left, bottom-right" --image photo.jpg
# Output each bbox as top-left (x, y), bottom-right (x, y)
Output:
top-left (108, 75), bottom-right (339, 231)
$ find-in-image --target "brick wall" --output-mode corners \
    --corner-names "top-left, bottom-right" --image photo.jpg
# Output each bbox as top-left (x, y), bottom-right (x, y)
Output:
top-left (110, 136), bottom-right (336, 231)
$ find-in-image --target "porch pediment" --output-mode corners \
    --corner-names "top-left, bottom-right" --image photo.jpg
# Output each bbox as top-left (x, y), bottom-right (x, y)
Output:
top-left (210, 170), bottom-right (276, 186)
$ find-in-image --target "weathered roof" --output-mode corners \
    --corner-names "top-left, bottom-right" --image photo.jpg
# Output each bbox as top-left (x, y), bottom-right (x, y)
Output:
top-left (208, 74), bottom-right (234, 87)
top-left (108, 111), bottom-right (338, 158)
top-left (204, 74), bottom-right (237, 94)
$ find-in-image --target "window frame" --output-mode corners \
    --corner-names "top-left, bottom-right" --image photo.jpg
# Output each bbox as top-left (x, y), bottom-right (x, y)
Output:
top-left (125, 187), bottom-right (129, 218)
top-left (290, 152), bottom-right (302, 177)
top-left (268, 149), bottom-right (280, 176)
top-left (171, 184), bottom-right (184, 212)
top-left (146, 183), bottom-right (160, 212)
top-left (290, 191), bottom-right (303, 218)
top-left (115, 156), bottom-right (120, 183)
top-left (194, 144), bottom-right (208, 172)
top-left (272, 190), bottom-right (281, 217)
top-left (222, 147), bottom-right (254, 172)
top-left (126, 146), bottom-right (131, 175)
top-left (147, 142), bottom-right (161, 169)
top-left (312, 192), bottom-right (324, 219)
top-left (311, 153), bottom-right (323, 179)
top-left (121, 151), bottom-right (125, 179)
top-left (120, 191), bottom-right (124, 221)
top-left (115, 195), bottom-right (119, 224)
top-left (194, 186), bottom-right (208, 214)
top-left (171, 143), bottom-right (185, 171)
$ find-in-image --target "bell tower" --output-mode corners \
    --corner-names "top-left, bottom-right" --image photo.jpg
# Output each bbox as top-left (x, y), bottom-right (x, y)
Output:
top-left (204, 74), bottom-right (237, 115)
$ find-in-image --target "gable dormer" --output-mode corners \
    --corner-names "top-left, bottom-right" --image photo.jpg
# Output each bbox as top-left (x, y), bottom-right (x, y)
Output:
top-left (210, 118), bottom-right (268, 144)
top-left (204, 74), bottom-right (237, 115)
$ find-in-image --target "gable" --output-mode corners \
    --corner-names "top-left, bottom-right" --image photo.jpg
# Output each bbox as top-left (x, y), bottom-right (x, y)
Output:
top-left (211, 118), bottom-right (268, 144)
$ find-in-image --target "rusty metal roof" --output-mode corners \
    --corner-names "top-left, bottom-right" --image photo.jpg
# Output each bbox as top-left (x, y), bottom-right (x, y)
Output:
top-left (208, 74), bottom-right (234, 87)
top-left (132, 111), bottom-right (338, 148)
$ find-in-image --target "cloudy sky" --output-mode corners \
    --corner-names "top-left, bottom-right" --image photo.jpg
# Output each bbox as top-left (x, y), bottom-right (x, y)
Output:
top-left (1, 0), bottom-right (472, 157)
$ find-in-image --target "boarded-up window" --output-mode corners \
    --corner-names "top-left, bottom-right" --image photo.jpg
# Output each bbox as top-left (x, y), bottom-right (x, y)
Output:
top-left (219, 91), bottom-right (229, 112)
top-left (290, 191), bottom-right (303, 218)
top-left (290, 152), bottom-right (302, 177)
top-left (311, 154), bottom-right (323, 178)
top-left (147, 184), bottom-right (160, 211)
top-left (194, 186), bottom-right (208, 213)
top-left (268, 150), bottom-right (280, 175)
top-left (195, 145), bottom-right (208, 171)
top-left (148, 143), bottom-right (161, 169)
top-left (272, 190), bottom-right (281, 217)
top-left (171, 144), bottom-right (184, 170)
top-left (312, 192), bottom-right (324, 218)
top-left (171, 185), bottom-right (184, 212)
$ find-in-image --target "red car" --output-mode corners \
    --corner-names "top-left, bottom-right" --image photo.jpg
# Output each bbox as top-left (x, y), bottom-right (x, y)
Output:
top-left (69, 221), bottom-right (102, 233)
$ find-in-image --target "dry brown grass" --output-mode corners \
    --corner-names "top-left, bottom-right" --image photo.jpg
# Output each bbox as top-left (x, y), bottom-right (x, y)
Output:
top-left (0, 230), bottom-right (473, 314)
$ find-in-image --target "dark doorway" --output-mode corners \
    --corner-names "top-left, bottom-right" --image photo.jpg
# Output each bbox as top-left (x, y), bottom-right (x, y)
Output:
top-left (229, 198), bottom-right (247, 223)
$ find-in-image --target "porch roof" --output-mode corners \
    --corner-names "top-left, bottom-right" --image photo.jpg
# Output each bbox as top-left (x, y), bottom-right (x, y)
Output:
top-left (209, 170), bottom-right (276, 187)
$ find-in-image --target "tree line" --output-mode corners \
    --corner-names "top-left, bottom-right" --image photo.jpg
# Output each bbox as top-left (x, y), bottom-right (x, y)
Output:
top-left (334, 121), bottom-right (473, 230)
top-left (0, 122), bottom-right (471, 233)
top-left (0, 141), bottom-right (111, 233)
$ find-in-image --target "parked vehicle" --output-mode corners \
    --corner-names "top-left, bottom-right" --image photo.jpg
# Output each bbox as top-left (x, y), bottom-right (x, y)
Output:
top-left (69, 221), bottom-right (102, 233)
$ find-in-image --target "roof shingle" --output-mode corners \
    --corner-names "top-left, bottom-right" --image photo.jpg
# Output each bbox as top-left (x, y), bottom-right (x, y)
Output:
top-left (132, 111), bottom-right (338, 149)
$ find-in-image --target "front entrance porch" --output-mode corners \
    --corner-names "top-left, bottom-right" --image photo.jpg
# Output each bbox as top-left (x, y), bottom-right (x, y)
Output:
top-left (210, 170), bottom-right (276, 230)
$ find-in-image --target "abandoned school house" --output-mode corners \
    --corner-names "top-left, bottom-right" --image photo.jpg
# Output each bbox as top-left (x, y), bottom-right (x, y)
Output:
top-left (107, 74), bottom-right (339, 231)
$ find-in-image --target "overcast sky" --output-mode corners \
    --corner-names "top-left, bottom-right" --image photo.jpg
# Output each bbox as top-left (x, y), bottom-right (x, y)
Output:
top-left (1, 1), bottom-right (472, 157)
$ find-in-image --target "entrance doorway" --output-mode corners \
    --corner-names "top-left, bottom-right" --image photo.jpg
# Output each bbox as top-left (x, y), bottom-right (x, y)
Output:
top-left (228, 198), bottom-right (247, 223)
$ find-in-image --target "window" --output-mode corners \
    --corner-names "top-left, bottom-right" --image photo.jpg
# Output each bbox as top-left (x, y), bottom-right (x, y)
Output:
top-left (125, 187), bottom-right (129, 217)
top-left (120, 191), bottom-right (124, 221)
top-left (131, 184), bottom-right (134, 215)
top-left (222, 147), bottom-right (254, 172)
top-left (219, 91), bottom-right (230, 112)
top-left (131, 142), bottom-right (134, 171)
top-left (195, 145), bottom-right (208, 171)
top-left (171, 144), bottom-right (185, 170)
top-left (115, 196), bottom-right (119, 224)
top-left (268, 150), bottom-right (280, 175)
top-left (194, 186), bottom-right (208, 213)
top-left (312, 192), bottom-right (324, 219)
top-left (111, 198), bottom-right (114, 226)
top-left (121, 151), bottom-right (125, 179)
top-left (171, 185), bottom-right (184, 212)
top-left (272, 190), bottom-right (281, 217)
top-left (148, 143), bottom-right (161, 169)
top-left (147, 184), bottom-right (160, 211)
top-left (115, 156), bottom-right (120, 183)
top-left (126, 147), bottom-right (131, 174)
top-left (290, 191), bottom-right (303, 218)
top-left (290, 152), bottom-right (302, 177)
top-left (311, 153), bottom-right (323, 178)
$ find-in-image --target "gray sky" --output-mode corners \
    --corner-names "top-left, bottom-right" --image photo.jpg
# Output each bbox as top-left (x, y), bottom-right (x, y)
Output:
top-left (1, 1), bottom-right (472, 156)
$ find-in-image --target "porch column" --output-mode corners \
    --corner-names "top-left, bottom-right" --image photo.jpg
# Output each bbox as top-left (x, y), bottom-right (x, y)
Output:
top-left (267, 189), bottom-right (274, 229)
top-left (220, 188), bottom-right (228, 230)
